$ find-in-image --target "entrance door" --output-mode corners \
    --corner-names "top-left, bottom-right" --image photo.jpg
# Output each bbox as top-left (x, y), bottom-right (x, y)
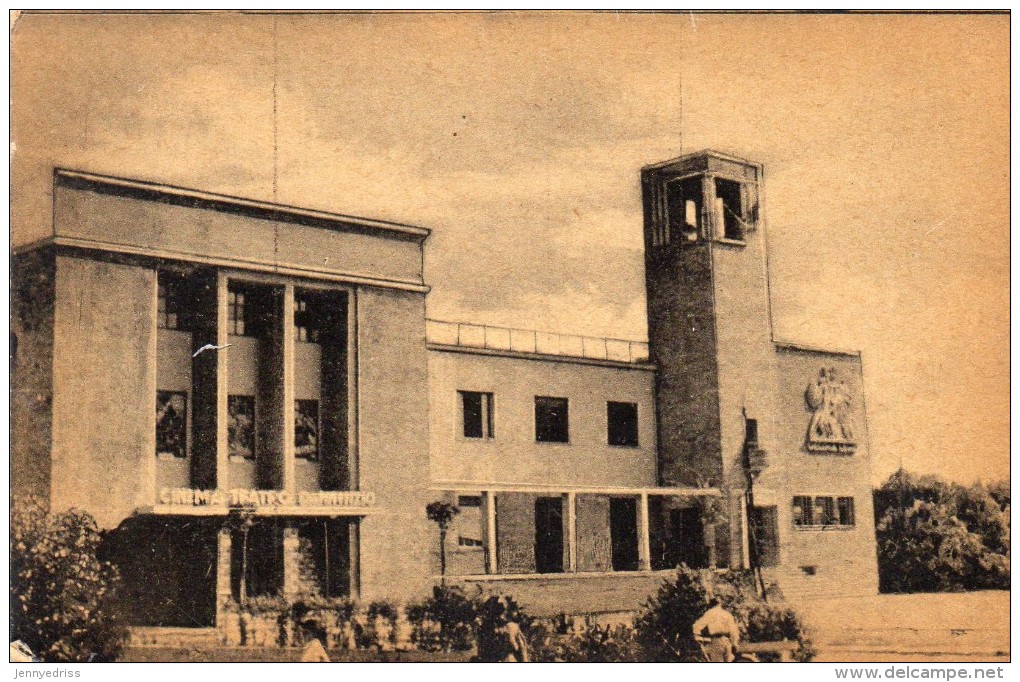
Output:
top-left (534, 497), bottom-right (564, 573)
top-left (671, 507), bottom-right (708, 569)
top-left (610, 497), bottom-right (639, 571)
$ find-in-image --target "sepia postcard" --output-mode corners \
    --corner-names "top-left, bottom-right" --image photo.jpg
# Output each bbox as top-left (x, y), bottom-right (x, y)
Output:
top-left (8, 9), bottom-right (1010, 670)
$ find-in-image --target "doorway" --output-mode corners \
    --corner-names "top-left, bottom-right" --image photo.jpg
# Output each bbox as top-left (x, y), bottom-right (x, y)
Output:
top-left (610, 497), bottom-right (639, 571)
top-left (534, 497), bottom-right (564, 573)
top-left (671, 507), bottom-right (708, 569)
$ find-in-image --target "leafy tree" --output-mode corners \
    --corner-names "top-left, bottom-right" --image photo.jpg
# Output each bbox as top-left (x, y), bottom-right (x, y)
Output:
top-left (874, 469), bottom-right (1010, 592)
top-left (10, 497), bottom-right (128, 662)
top-left (425, 501), bottom-right (460, 584)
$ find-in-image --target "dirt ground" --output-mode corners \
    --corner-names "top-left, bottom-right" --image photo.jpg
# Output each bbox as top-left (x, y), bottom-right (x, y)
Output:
top-left (791, 590), bottom-right (1010, 663)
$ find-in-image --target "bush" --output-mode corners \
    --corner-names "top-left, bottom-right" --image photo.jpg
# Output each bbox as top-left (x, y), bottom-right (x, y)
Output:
top-left (10, 497), bottom-right (129, 662)
top-left (874, 470), bottom-right (1011, 593)
top-left (556, 624), bottom-right (643, 663)
top-left (407, 584), bottom-right (479, 652)
top-left (474, 594), bottom-right (535, 662)
top-left (634, 565), bottom-right (813, 662)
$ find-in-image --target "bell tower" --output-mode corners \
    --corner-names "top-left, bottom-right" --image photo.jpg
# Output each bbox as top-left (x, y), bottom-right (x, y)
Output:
top-left (642, 151), bottom-right (777, 491)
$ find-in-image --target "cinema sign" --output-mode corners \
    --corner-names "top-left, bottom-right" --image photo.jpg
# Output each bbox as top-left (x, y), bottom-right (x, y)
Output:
top-left (157, 488), bottom-right (376, 509)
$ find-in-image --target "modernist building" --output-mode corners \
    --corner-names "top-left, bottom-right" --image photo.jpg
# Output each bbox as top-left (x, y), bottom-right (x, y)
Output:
top-left (11, 150), bottom-right (879, 630)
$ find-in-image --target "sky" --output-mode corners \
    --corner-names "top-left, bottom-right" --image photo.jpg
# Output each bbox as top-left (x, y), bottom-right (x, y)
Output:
top-left (10, 11), bottom-right (1009, 484)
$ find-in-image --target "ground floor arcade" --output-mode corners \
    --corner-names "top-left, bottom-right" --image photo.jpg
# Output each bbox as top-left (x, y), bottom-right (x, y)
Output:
top-left (432, 485), bottom-right (743, 579)
top-left (106, 513), bottom-right (362, 628)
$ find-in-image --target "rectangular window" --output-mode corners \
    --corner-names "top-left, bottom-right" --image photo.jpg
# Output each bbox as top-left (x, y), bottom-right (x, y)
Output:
top-left (666, 176), bottom-right (703, 244)
top-left (750, 506), bottom-right (780, 567)
top-left (157, 274), bottom-right (187, 331)
top-left (228, 395), bottom-right (255, 459)
top-left (837, 497), bottom-right (856, 526)
top-left (460, 391), bottom-right (494, 439)
top-left (535, 396), bottom-right (569, 443)
top-left (607, 401), bottom-right (639, 447)
top-left (294, 291), bottom-right (321, 343)
top-left (156, 390), bottom-right (187, 458)
top-left (294, 399), bottom-right (320, 459)
top-left (714, 177), bottom-right (745, 240)
top-left (794, 496), bottom-right (855, 528)
top-left (815, 496), bottom-right (837, 526)
top-left (228, 287), bottom-right (247, 336)
top-left (792, 495), bottom-right (814, 527)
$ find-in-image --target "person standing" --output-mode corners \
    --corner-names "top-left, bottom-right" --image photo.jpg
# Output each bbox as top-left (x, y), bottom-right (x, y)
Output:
top-left (692, 597), bottom-right (740, 662)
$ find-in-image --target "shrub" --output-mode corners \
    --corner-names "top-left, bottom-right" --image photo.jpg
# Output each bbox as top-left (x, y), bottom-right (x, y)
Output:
top-left (10, 497), bottom-right (129, 662)
top-left (407, 584), bottom-right (479, 651)
top-left (556, 624), bottom-right (643, 663)
top-left (634, 565), bottom-right (813, 662)
top-left (474, 594), bottom-right (535, 662)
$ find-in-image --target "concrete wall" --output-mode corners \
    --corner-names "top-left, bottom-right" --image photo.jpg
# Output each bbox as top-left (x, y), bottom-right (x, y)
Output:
top-left (11, 249), bottom-right (56, 505)
top-left (454, 572), bottom-right (673, 617)
top-left (355, 287), bottom-right (433, 602)
top-left (51, 254), bottom-right (157, 528)
top-left (761, 347), bottom-right (879, 598)
top-left (428, 351), bottom-right (657, 488)
top-left (54, 182), bottom-right (424, 288)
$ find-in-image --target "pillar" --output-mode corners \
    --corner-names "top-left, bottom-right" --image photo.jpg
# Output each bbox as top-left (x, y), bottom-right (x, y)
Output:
top-left (638, 493), bottom-right (651, 571)
top-left (565, 492), bottom-right (577, 572)
top-left (483, 491), bottom-right (497, 574)
top-left (215, 271), bottom-right (229, 489)
top-left (282, 284), bottom-right (296, 493)
top-left (282, 525), bottom-right (301, 600)
top-left (215, 527), bottom-right (233, 624)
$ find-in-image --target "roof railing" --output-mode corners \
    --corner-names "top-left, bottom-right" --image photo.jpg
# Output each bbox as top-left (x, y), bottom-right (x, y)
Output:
top-left (426, 319), bottom-right (650, 364)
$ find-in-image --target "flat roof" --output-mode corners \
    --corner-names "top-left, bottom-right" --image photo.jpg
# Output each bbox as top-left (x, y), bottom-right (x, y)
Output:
top-left (54, 168), bottom-right (432, 242)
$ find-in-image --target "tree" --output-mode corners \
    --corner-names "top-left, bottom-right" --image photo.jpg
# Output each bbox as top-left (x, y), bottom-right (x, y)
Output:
top-left (10, 497), bottom-right (128, 662)
top-left (874, 469), bottom-right (1010, 592)
top-left (425, 501), bottom-right (460, 584)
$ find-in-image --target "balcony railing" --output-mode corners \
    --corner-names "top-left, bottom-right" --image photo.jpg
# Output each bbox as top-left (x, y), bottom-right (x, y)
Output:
top-left (426, 319), bottom-right (650, 364)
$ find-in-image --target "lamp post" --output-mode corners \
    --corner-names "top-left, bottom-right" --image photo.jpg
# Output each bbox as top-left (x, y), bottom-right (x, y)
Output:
top-left (742, 416), bottom-right (769, 600)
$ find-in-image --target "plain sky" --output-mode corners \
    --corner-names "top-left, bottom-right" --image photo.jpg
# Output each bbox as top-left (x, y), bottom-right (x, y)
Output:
top-left (10, 11), bottom-right (1009, 484)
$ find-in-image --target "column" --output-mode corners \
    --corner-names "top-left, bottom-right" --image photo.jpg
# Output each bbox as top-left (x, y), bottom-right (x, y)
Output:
top-left (282, 525), bottom-right (301, 600)
top-left (215, 272), bottom-right (229, 489)
top-left (215, 527), bottom-right (233, 625)
top-left (637, 493), bottom-right (651, 571)
top-left (483, 491), bottom-right (498, 574)
top-left (282, 284), bottom-right (296, 493)
top-left (565, 492), bottom-right (577, 572)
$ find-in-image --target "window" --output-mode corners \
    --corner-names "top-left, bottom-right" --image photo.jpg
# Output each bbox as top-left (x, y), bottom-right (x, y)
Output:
top-left (744, 417), bottom-right (759, 446)
top-left (607, 401), bottom-right (639, 446)
top-left (794, 495), bottom-right (856, 528)
top-left (456, 496), bottom-right (484, 549)
top-left (750, 506), bottom-right (779, 567)
top-left (714, 177), bottom-right (745, 240)
top-left (535, 396), bottom-right (569, 443)
top-left (157, 275), bottom-right (187, 330)
top-left (814, 496), bottom-right (837, 526)
top-left (156, 391), bottom-right (187, 458)
top-left (228, 287), bottom-right (247, 336)
top-left (294, 292), bottom-right (321, 343)
top-left (666, 176), bottom-right (703, 243)
top-left (460, 391), bottom-right (494, 439)
top-left (792, 496), bottom-right (814, 527)
top-left (228, 395), bottom-right (255, 459)
top-left (294, 399), bottom-right (320, 459)
top-left (837, 497), bottom-right (856, 527)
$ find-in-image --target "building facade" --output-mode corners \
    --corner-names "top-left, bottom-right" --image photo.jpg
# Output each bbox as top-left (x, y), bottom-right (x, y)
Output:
top-left (11, 151), bottom-right (878, 629)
